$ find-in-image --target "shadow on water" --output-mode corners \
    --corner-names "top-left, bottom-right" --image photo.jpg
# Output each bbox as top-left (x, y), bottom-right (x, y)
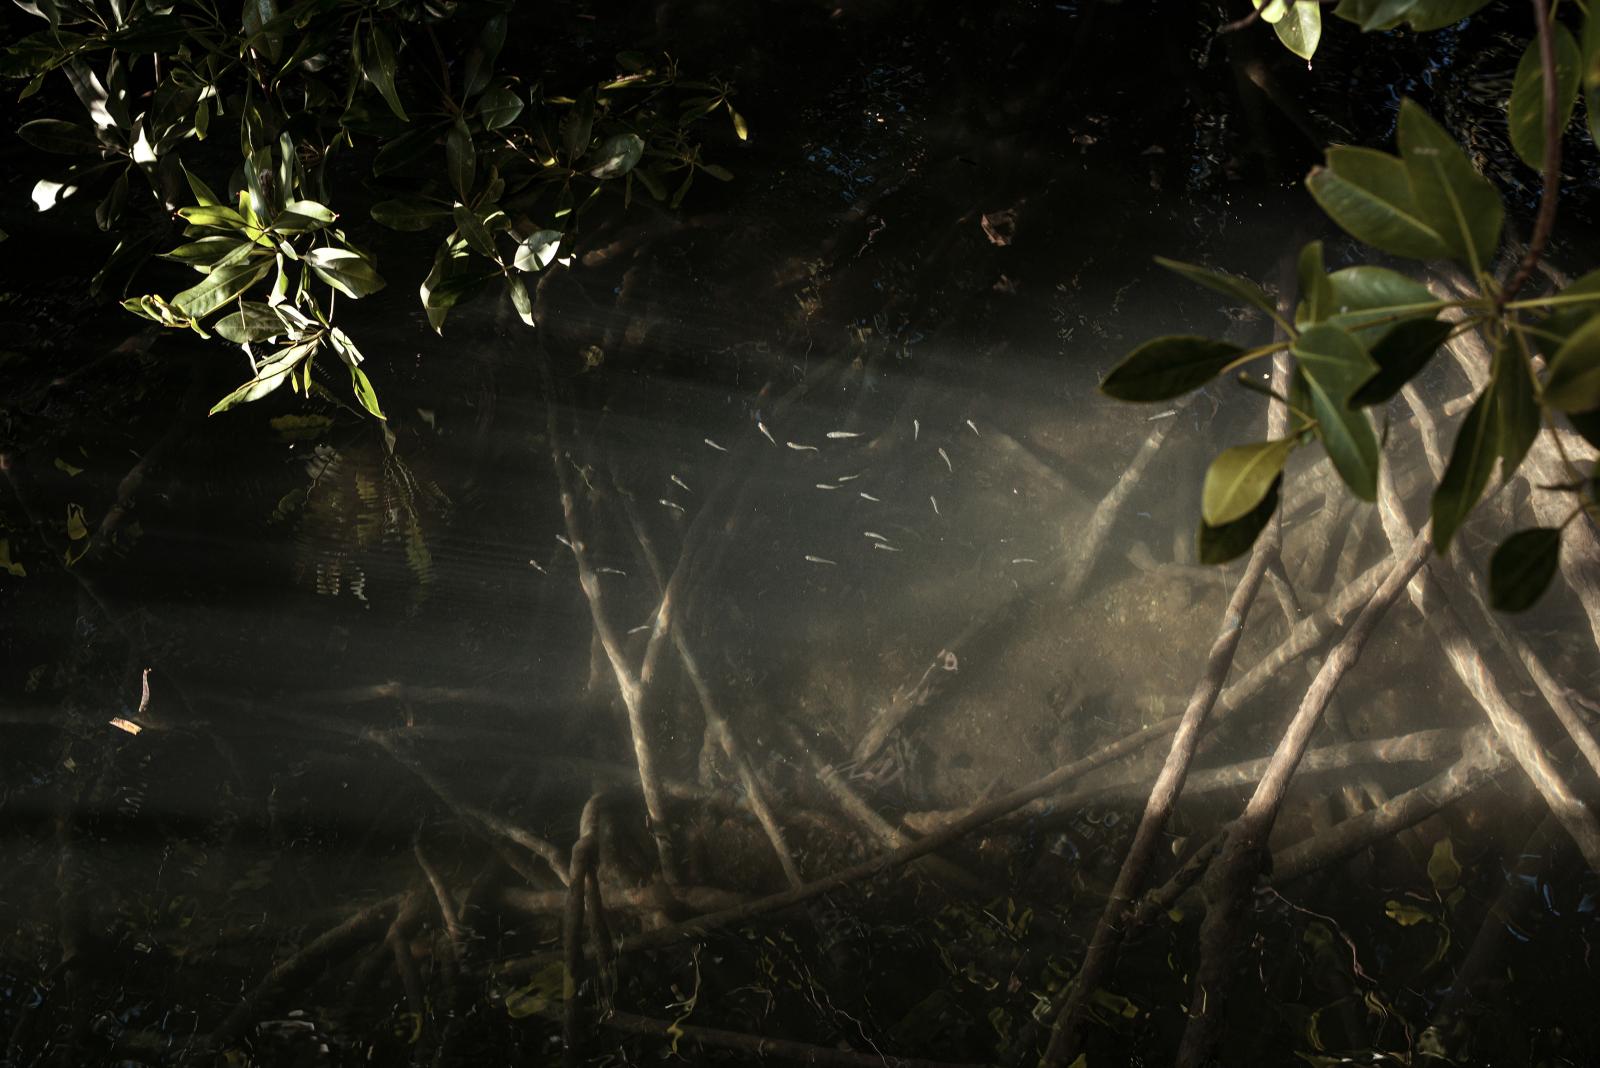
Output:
top-left (2, 1), bottom-right (1600, 1065)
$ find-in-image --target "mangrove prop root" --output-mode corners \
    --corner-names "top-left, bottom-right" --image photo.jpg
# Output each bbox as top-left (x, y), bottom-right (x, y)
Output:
top-left (852, 393), bottom-right (1191, 766)
top-left (1043, 351), bottom-right (1291, 1067)
top-left (1175, 526), bottom-right (1432, 1068)
top-left (563, 798), bottom-right (601, 1067)
top-left (598, 1009), bottom-right (999, 1068)
top-left (1373, 463), bottom-right (1600, 869)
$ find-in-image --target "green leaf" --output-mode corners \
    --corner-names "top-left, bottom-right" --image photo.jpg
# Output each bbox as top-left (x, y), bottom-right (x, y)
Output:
top-left (507, 275), bottom-right (535, 326)
top-left (374, 124), bottom-right (445, 175)
top-left (1584, 8), bottom-right (1600, 144)
top-left (563, 87), bottom-right (596, 161)
top-left (1333, 0), bottom-right (1492, 31)
top-left (1491, 336), bottom-right (1538, 476)
top-left (171, 258), bottom-right (272, 319)
top-left (728, 104), bottom-right (749, 141)
top-left (1292, 323), bottom-right (1380, 404)
top-left (160, 235), bottom-right (247, 268)
top-left (419, 239), bottom-right (475, 334)
top-left (17, 117), bottom-right (100, 154)
top-left (1273, 1), bottom-right (1321, 60)
top-left (181, 162), bottom-right (221, 207)
top-left (1155, 256), bottom-right (1279, 320)
top-left (213, 301), bottom-right (284, 343)
top-left (1508, 25), bottom-right (1581, 172)
top-left (1306, 147), bottom-right (1452, 261)
top-left (1254, 0), bottom-right (1289, 23)
top-left (1203, 439), bottom-right (1296, 526)
top-left (463, 13), bottom-right (507, 100)
top-left (1323, 265), bottom-right (1440, 340)
top-left (447, 118), bottom-right (475, 198)
top-left (1350, 318), bottom-right (1454, 406)
top-left (348, 364), bottom-right (385, 420)
top-left (478, 86), bottom-right (524, 130)
top-left (365, 24), bottom-right (408, 122)
top-left (209, 340), bottom-right (317, 414)
top-left (1393, 102), bottom-right (1503, 269)
top-left (1543, 311), bottom-right (1600, 412)
top-left (1567, 409), bottom-right (1600, 450)
top-left (305, 247), bottom-right (385, 298)
top-left (272, 200), bottom-right (336, 233)
top-left (514, 229), bottom-right (563, 273)
top-left (177, 204), bottom-right (248, 230)
top-left (588, 132), bottom-right (646, 179)
top-left (1199, 475), bottom-right (1281, 564)
top-left (1099, 336), bottom-right (1245, 402)
top-left (1431, 388), bottom-right (1496, 552)
top-left (453, 204), bottom-right (498, 260)
top-left (1297, 240), bottom-right (1332, 325)
top-left (1490, 527), bottom-right (1562, 612)
top-left (371, 198), bottom-right (450, 231)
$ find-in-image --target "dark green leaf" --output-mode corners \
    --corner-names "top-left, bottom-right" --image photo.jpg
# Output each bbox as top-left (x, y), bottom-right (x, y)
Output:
top-left (588, 133), bottom-right (646, 179)
top-left (272, 200), bottom-right (335, 233)
top-left (181, 162), bottom-right (221, 206)
top-left (214, 301), bottom-right (284, 343)
top-left (1292, 322), bottom-right (1380, 404)
top-left (1431, 388), bottom-right (1496, 552)
top-left (171, 259), bottom-right (272, 319)
top-left (365, 24), bottom-right (408, 122)
top-left (305, 248), bottom-right (385, 298)
top-left (1585, 7), bottom-right (1600, 144)
top-left (1567, 409), bottom-right (1600, 450)
top-left (1199, 475), bottom-right (1281, 564)
top-left (1491, 336), bottom-right (1538, 476)
top-left (1333, 0), bottom-right (1492, 31)
top-left (447, 118), bottom-right (475, 198)
top-left (17, 117), bottom-right (100, 154)
top-left (478, 87), bottom-right (524, 130)
top-left (1310, 385), bottom-right (1381, 501)
top-left (1273, 1), bottom-right (1321, 59)
top-left (1323, 264), bottom-right (1440, 341)
top-left (1306, 146), bottom-right (1452, 261)
top-left (1155, 256), bottom-right (1279, 320)
top-left (462, 14), bottom-right (507, 100)
top-left (1203, 439), bottom-right (1296, 526)
top-left (1351, 318), bottom-right (1454, 406)
top-left (1508, 25), bottom-right (1581, 172)
top-left (562, 88), bottom-right (596, 161)
top-left (374, 124), bottom-right (445, 175)
top-left (1397, 99), bottom-right (1503, 269)
top-left (453, 205), bottom-right (498, 260)
top-left (1099, 336), bottom-right (1245, 401)
top-left (1543, 311), bottom-right (1600, 412)
top-left (371, 198), bottom-right (450, 231)
top-left (1489, 527), bottom-right (1562, 611)
top-left (699, 162), bottom-right (734, 181)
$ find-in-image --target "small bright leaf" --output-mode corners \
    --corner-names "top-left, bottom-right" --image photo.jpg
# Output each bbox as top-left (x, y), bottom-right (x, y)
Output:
top-left (1203, 439), bottom-right (1296, 526)
top-left (1099, 336), bottom-right (1245, 401)
top-left (587, 132), bottom-right (645, 179)
top-left (1490, 527), bottom-right (1562, 612)
top-left (1273, 1), bottom-right (1321, 60)
top-left (1198, 475), bottom-right (1281, 564)
top-left (349, 364), bottom-right (385, 420)
top-left (1427, 837), bottom-right (1461, 894)
top-left (478, 86), bottom-right (524, 130)
top-left (514, 230), bottom-right (563, 273)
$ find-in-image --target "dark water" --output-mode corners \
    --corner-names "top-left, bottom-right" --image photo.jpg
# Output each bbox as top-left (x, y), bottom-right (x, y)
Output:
top-left (3, 2), bottom-right (1600, 1065)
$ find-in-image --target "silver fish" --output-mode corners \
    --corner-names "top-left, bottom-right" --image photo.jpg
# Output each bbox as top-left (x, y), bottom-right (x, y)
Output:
top-left (757, 422), bottom-right (777, 445)
top-left (659, 498), bottom-right (686, 513)
top-left (705, 437), bottom-right (728, 452)
top-left (966, 419), bottom-right (980, 436)
top-left (826, 430), bottom-right (863, 439)
top-left (528, 559), bottom-right (548, 574)
top-left (670, 474), bottom-right (691, 492)
top-left (859, 492), bottom-right (882, 502)
top-left (836, 473), bottom-right (862, 482)
top-left (913, 418), bottom-right (920, 441)
top-left (862, 531), bottom-right (889, 541)
top-left (815, 483), bottom-right (840, 490)
top-left (872, 542), bottom-right (902, 552)
top-left (555, 534), bottom-right (574, 549)
top-left (787, 441), bottom-right (819, 452)
top-left (930, 496), bottom-right (940, 515)
top-left (804, 554), bottom-right (837, 565)
top-left (596, 566), bottom-right (628, 576)
top-left (937, 447), bottom-right (953, 472)
top-left (1010, 558), bottom-right (1039, 565)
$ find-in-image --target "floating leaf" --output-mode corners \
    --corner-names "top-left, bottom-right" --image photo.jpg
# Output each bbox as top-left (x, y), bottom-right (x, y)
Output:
top-left (1198, 475), bottom-right (1281, 564)
top-left (1543, 312), bottom-right (1600, 412)
top-left (587, 132), bottom-right (645, 179)
top-left (0, 539), bottom-right (26, 578)
top-left (65, 503), bottom-right (87, 540)
top-left (1203, 439), bottom-right (1296, 526)
top-left (1508, 25), bottom-right (1581, 172)
top-left (1306, 147), bottom-right (1452, 261)
top-left (1490, 527), bottom-right (1562, 611)
top-left (305, 248), bottom-right (385, 298)
top-left (1350, 318), bottom-right (1454, 406)
top-left (1155, 256), bottom-right (1279, 320)
top-left (1099, 336), bottom-right (1245, 402)
top-left (1427, 837), bottom-right (1461, 894)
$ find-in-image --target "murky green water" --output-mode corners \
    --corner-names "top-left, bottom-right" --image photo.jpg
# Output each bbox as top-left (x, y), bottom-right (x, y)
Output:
top-left (3, 3), bottom-right (1599, 1065)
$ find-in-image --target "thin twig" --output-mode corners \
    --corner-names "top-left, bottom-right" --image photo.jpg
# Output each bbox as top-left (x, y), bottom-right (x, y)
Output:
top-left (1499, 0), bottom-right (1561, 308)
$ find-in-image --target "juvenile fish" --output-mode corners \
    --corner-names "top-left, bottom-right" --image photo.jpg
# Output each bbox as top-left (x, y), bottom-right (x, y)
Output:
top-left (815, 483), bottom-right (840, 490)
top-left (595, 566), bottom-right (628, 576)
top-left (787, 441), bottom-right (819, 452)
top-left (937, 447), bottom-right (952, 472)
top-left (670, 474), bottom-right (691, 492)
top-left (966, 419), bottom-right (980, 436)
top-left (930, 496), bottom-right (940, 515)
top-left (836, 473), bottom-right (862, 482)
top-left (757, 422), bottom-right (777, 445)
top-left (826, 430), bottom-right (863, 439)
top-left (555, 534), bottom-right (574, 549)
top-left (913, 419), bottom-right (920, 441)
top-left (704, 438), bottom-right (728, 452)
top-left (863, 531), bottom-right (888, 541)
top-left (804, 555), bottom-right (837, 565)
top-left (872, 542), bottom-right (902, 552)
top-left (859, 492), bottom-right (882, 502)
top-left (659, 498), bottom-right (686, 513)
top-left (1011, 558), bottom-right (1039, 565)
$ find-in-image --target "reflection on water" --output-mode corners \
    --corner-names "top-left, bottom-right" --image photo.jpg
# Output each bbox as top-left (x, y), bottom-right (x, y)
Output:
top-left (3, 2), bottom-right (1600, 1066)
